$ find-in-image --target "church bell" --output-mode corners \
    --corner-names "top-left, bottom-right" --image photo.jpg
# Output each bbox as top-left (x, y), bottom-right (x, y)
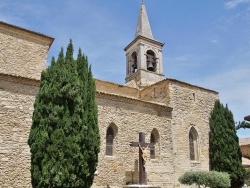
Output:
top-left (147, 61), bottom-right (154, 71)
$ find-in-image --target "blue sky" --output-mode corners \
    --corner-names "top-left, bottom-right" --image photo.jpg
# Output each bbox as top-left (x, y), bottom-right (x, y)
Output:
top-left (1, 0), bottom-right (250, 138)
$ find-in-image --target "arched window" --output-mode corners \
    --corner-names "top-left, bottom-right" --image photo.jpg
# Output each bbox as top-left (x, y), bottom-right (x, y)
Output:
top-left (150, 133), bottom-right (156, 159)
top-left (146, 50), bottom-right (156, 72)
top-left (131, 52), bottom-right (138, 73)
top-left (150, 128), bottom-right (159, 159)
top-left (189, 127), bottom-right (199, 161)
top-left (106, 126), bottom-right (114, 156)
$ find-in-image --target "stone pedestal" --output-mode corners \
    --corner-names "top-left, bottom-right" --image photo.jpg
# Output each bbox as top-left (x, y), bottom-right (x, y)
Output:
top-left (124, 185), bottom-right (160, 188)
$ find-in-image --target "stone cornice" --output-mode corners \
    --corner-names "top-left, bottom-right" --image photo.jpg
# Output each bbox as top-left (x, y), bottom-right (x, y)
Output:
top-left (143, 78), bottom-right (219, 94)
top-left (0, 21), bottom-right (54, 48)
top-left (124, 35), bottom-right (164, 51)
top-left (0, 73), bottom-right (40, 87)
top-left (167, 78), bottom-right (219, 94)
top-left (96, 91), bottom-right (172, 114)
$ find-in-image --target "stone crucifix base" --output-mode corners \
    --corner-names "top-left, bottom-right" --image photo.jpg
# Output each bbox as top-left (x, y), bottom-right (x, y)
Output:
top-left (123, 185), bottom-right (160, 188)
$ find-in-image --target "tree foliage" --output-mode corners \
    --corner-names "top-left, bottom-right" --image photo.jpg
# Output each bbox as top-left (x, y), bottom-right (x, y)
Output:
top-left (209, 100), bottom-right (245, 188)
top-left (179, 171), bottom-right (230, 188)
top-left (244, 168), bottom-right (250, 186)
top-left (236, 121), bottom-right (250, 130)
top-left (28, 40), bottom-right (100, 188)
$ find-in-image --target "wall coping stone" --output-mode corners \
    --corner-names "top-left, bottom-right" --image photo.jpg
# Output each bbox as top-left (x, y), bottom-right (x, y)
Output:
top-left (96, 91), bottom-right (172, 113)
top-left (0, 20), bottom-right (54, 48)
top-left (0, 73), bottom-right (40, 87)
top-left (143, 78), bottom-right (219, 94)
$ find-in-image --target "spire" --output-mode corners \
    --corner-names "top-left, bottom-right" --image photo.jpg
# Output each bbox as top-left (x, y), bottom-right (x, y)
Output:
top-left (135, 2), bottom-right (153, 39)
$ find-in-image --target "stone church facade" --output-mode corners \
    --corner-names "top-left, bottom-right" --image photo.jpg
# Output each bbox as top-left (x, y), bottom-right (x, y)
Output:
top-left (0, 3), bottom-right (218, 188)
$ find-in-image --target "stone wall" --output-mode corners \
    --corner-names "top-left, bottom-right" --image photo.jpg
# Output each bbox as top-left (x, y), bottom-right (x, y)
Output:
top-left (168, 79), bottom-right (218, 187)
top-left (93, 92), bottom-right (174, 188)
top-left (138, 79), bottom-right (218, 187)
top-left (140, 79), bottom-right (170, 105)
top-left (0, 21), bottom-right (53, 80)
top-left (0, 21), bottom-right (53, 187)
top-left (240, 138), bottom-right (250, 159)
top-left (0, 78), bottom-right (39, 188)
top-left (95, 79), bottom-right (139, 99)
top-left (0, 75), bottom-right (218, 188)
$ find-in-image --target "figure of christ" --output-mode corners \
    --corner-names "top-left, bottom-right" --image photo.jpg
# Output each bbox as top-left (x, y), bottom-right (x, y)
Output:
top-left (138, 143), bottom-right (149, 166)
top-left (129, 132), bottom-right (154, 185)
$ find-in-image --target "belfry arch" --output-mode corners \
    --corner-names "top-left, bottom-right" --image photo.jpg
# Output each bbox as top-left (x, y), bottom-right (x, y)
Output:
top-left (146, 50), bottom-right (156, 72)
top-left (131, 52), bottom-right (138, 73)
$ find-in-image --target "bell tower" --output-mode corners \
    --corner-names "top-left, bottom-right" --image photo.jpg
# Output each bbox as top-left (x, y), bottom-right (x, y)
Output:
top-left (124, 2), bottom-right (165, 87)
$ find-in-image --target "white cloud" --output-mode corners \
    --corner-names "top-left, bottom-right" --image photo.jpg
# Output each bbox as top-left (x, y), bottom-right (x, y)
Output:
top-left (225, 0), bottom-right (250, 9)
top-left (211, 39), bottom-right (219, 44)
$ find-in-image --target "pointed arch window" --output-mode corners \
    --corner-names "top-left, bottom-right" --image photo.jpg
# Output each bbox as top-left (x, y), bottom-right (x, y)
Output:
top-left (189, 127), bottom-right (199, 161)
top-left (106, 126), bottom-right (114, 156)
top-left (150, 133), bottom-right (156, 159)
top-left (150, 128), bottom-right (159, 159)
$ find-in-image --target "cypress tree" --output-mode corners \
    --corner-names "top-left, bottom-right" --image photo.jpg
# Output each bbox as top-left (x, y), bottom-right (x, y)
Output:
top-left (76, 50), bottom-right (99, 188)
top-left (28, 40), bottom-right (100, 188)
top-left (209, 100), bottom-right (245, 188)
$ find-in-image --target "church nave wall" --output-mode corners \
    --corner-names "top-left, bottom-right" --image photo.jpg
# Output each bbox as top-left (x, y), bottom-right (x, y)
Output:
top-left (168, 80), bottom-right (218, 187)
top-left (94, 95), bottom-right (174, 188)
top-left (0, 80), bottom-right (38, 187)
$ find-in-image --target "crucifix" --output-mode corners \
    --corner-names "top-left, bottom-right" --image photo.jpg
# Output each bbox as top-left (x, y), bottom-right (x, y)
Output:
top-left (130, 132), bottom-right (154, 185)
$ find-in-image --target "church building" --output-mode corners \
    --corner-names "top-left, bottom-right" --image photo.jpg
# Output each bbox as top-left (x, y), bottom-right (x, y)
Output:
top-left (0, 2), bottom-right (218, 188)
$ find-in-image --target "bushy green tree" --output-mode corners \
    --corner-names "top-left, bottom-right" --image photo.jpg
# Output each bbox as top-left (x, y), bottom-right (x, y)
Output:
top-left (209, 100), bottom-right (245, 188)
top-left (236, 121), bottom-right (250, 130)
top-left (28, 40), bottom-right (100, 188)
top-left (179, 171), bottom-right (230, 188)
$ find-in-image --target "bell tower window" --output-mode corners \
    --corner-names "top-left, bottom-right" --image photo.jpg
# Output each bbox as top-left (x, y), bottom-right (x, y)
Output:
top-left (146, 50), bottom-right (156, 72)
top-left (131, 52), bottom-right (138, 73)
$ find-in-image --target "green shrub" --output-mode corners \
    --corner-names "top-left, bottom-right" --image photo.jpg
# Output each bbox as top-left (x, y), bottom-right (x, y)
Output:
top-left (179, 171), bottom-right (230, 188)
top-left (244, 168), bottom-right (250, 186)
